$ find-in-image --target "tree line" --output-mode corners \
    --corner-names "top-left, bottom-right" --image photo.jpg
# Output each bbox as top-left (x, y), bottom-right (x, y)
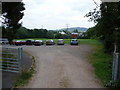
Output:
top-left (85, 2), bottom-right (120, 53)
top-left (3, 26), bottom-right (73, 39)
top-left (14, 27), bottom-right (86, 39)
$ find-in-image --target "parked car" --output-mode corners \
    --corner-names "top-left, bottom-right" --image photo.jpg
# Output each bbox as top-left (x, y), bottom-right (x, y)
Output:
top-left (15, 40), bottom-right (23, 46)
top-left (26, 39), bottom-right (34, 45)
top-left (34, 40), bottom-right (44, 46)
top-left (21, 40), bottom-right (26, 45)
top-left (40, 40), bottom-right (44, 45)
top-left (0, 38), bottom-right (9, 44)
top-left (12, 40), bottom-right (16, 45)
top-left (70, 39), bottom-right (78, 45)
top-left (46, 40), bottom-right (55, 45)
top-left (57, 39), bottom-right (64, 45)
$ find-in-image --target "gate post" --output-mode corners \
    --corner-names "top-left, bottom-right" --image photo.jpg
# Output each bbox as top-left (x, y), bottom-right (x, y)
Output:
top-left (112, 53), bottom-right (119, 81)
top-left (18, 48), bottom-right (23, 73)
top-left (118, 53), bottom-right (120, 80)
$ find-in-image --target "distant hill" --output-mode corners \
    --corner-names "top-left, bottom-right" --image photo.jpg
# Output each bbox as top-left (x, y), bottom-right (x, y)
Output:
top-left (57, 27), bottom-right (88, 32)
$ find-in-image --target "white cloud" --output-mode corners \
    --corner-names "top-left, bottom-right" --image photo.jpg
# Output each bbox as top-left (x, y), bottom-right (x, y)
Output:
top-left (22, 0), bottom-right (101, 30)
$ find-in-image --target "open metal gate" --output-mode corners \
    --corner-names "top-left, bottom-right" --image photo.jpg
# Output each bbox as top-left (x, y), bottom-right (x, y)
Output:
top-left (0, 47), bottom-right (23, 73)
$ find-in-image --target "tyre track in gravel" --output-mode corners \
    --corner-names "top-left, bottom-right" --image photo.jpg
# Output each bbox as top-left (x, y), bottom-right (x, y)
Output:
top-left (23, 45), bottom-right (102, 88)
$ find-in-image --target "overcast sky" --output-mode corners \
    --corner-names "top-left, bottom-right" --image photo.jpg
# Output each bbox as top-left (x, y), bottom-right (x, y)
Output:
top-left (22, 0), bottom-right (101, 30)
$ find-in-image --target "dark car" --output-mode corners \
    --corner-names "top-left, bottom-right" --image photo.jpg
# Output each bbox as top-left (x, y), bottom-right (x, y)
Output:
top-left (57, 39), bottom-right (64, 45)
top-left (26, 39), bottom-right (34, 45)
top-left (46, 40), bottom-right (55, 45)
top-left (70, 39), bottom-right (78, 45)
top-left (40, 40), bottom-right (44, 45)
top-left (34, 40), bottom-right (44, 46)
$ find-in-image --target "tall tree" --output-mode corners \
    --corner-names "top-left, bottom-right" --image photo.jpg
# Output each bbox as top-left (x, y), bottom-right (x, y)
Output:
top-left (1, 2), bottom-right (25, 44)
top-left (85, 2), bottom-right (120, 53)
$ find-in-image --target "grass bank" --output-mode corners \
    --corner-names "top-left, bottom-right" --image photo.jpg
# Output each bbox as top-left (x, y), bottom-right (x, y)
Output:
top-left (81, 39), bottom-right (112, 87)
top-left (13, 56), bottom-right (36, 88)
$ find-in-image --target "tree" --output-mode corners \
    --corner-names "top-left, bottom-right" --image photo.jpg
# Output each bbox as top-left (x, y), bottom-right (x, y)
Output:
top-left (2, 2), bottom-right (25, 44)
top-left (55, 33), bottom-right (63, 39)
top-left (86, 27), bottom-right (97, 39)
top-left (85, 2), bottom-right (120, 53)
top-left (15, 27), bottom-right (30, 39)
top-left (73, 29), bottom-right (79, 33)
top-left (46, 31), bottom-right (54, 39)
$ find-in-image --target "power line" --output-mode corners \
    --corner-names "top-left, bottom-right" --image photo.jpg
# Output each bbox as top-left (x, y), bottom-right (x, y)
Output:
top-left (92, 0), bottom-right (100, 7)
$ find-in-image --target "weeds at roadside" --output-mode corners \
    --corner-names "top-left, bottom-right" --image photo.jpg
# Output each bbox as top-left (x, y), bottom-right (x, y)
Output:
top-left (81, 39), bottom-right (113, 87)
top-left (13, 56), bottom-right (36, 88)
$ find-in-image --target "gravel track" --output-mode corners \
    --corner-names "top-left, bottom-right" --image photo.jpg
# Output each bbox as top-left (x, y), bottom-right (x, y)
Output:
top-left (23, 45), bottom-right (102, 88)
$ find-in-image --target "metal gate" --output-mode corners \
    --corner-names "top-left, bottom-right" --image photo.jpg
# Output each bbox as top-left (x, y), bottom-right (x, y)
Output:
top-left (0, 47), bottom-right (23, 73)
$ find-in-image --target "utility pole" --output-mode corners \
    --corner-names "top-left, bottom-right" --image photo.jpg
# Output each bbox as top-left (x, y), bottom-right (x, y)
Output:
top-left (41, 25), bottom-right (43, 29)
top-left (66, 24), bottom-right (69, 31)
top-left (0, 1), bottom-right (1, 14)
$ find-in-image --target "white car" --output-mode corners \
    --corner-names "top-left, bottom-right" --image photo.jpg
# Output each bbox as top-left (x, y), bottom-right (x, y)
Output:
top-left (34, 40), bottom-right (44, 46)
top-left (0, 38), bottom-right (9, 44)
top-left (70, 39), bottom-right (78, 45)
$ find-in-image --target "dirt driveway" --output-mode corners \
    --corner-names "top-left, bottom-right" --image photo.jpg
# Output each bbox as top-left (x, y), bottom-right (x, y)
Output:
top-left (23, 44), bottom-right (102, 88)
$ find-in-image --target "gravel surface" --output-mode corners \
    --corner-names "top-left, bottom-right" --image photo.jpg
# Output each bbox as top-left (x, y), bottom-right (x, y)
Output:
top-left (23, 44), bottom-right (102, 88)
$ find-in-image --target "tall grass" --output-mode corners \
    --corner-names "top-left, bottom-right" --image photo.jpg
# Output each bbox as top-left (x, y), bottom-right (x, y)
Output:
top-left (82, 39), bottom-right (113, 86)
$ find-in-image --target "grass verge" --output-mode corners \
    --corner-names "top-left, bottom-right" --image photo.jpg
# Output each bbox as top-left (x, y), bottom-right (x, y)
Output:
top-left (13, 56), bottom-right (36, 88)
top-left (81, 39), bottom-right (113, 87)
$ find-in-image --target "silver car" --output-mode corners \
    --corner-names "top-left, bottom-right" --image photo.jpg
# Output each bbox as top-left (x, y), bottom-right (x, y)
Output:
top-left (46, 40), bottom-right (55, 45)
top-left (57, 39), bottom-right (64, 45)
top-left (34, 40), bottom-right (44, 46)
